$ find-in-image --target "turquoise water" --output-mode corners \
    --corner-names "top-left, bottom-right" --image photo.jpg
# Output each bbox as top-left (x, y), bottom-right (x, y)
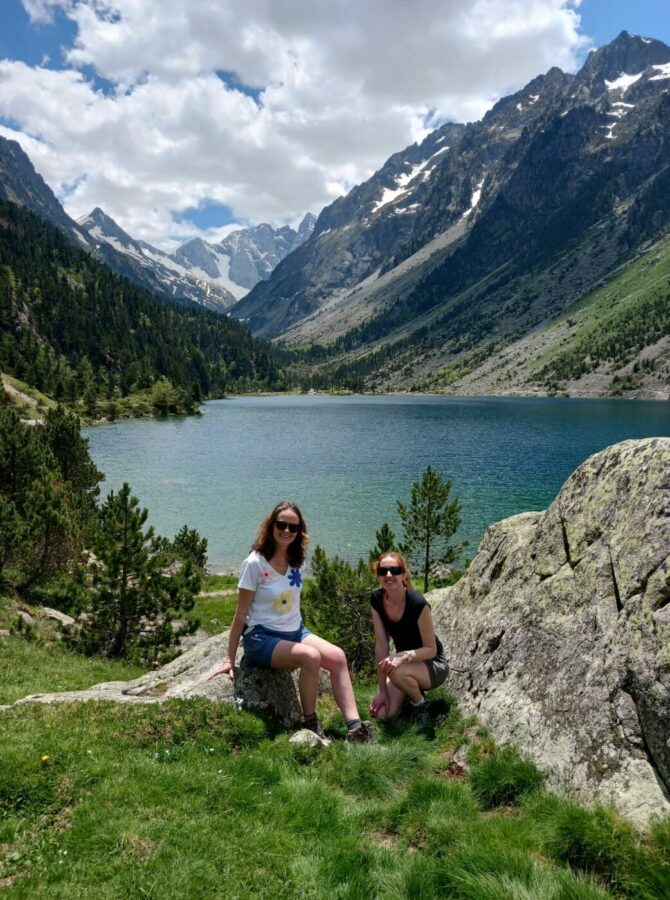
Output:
top-left (83, 395), bottom-right (670, 571)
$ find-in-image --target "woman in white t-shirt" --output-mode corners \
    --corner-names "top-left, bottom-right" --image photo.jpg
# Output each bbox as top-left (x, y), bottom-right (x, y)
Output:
top-left (210, 500), bottom-right (371, 742)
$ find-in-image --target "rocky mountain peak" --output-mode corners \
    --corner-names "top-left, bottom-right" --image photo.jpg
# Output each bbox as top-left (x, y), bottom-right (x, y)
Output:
top-left (578, 31), bottom-right (670, 91)
top-left (77, 207), bottom-right (139, 250)
top-left (0, 135), bottom-right (89, 241)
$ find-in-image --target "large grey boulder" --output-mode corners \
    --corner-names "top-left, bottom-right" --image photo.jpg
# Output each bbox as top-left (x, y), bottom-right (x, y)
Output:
top-left (3, 633), bottom-right (301, 728)
top-left (431, 437), bottom-right (670, 826)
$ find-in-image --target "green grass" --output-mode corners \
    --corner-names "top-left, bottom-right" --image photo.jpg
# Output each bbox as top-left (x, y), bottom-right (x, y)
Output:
top-left (187, 574), bottom-right (239, 634)
top-left (1, 372), bottom-right (56, 419)
top-left (2, 625), bottom-right (669, 897)
top-left (201, 574), bottom-right (237, 592)
top-left (0, 594), bottom-right (146, 705)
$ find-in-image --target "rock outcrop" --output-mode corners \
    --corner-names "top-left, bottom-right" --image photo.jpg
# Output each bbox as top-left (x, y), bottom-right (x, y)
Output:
top-left (3, 634), bottom-right (302, 728)
top-left (431, 437), bottom-right (670, 825)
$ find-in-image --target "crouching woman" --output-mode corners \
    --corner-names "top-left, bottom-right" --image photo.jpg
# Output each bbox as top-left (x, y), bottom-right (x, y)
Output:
top-left (369, 552), bottom-right (448, 729)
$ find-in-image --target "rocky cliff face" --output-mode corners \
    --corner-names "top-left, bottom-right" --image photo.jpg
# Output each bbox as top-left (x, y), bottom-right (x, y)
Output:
top-left (430, 437), bottom-right (670, 826)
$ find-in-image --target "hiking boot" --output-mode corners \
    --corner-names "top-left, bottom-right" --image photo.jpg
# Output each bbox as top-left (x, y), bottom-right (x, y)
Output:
top-left (409, 700), bottom-right (431, 734)
top-left (346, 721), bottom-right (374, 743)
top-left (302, 713), bottom-right (324, 738)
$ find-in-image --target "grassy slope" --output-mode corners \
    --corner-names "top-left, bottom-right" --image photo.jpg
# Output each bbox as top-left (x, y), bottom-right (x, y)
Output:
top-left (422, 231), bottom-right (670, 398)
top-left (527, 231), bottom-right (670, 392)
top-left (1, 373), bottom-right (56, 421)
top-left (1, 593), bottom-right (669, 897)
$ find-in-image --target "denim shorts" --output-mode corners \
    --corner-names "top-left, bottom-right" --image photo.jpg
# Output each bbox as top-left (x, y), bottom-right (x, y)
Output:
top-left (242, 621), bottom-right (313, 667)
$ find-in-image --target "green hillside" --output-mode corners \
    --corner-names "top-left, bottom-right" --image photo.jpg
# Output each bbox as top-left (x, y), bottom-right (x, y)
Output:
top-left (530, 232), bottom-right (670, 394)
top-left (0, 199), bottom-right (282, 418)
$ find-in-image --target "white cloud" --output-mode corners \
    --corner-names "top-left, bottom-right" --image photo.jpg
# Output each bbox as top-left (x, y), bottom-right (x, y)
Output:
top-left (1, 0), bottom-right (588, 249)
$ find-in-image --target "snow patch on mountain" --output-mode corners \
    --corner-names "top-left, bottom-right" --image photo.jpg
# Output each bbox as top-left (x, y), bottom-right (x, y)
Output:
top-left (462, 179), bottom-right (485, 219)
top-left (373, 148), bottom-right (449, 213)
top-left (650, 62), bottom-right (670, 81)
top-left (605, 71), bottom-right (643, 92)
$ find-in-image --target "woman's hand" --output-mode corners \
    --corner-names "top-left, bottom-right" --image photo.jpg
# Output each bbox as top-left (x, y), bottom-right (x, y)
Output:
top-left (378, 654), bottom-right (404, 677)
top-left (208, 658), bottom-right (234, 680)
top-left (369, 692), bottom-right (388, 720)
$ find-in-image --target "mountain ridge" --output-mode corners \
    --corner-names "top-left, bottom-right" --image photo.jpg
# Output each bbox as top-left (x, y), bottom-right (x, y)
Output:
top-left (233, 31), bottom-right (670, 399)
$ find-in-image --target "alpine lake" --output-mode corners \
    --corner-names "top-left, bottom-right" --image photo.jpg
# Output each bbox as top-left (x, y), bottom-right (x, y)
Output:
top-left (83, 394), bottom-right (670, 572)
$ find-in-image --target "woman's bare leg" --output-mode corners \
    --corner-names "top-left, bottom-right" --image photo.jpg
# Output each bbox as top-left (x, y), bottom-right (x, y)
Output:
top-left (303, 634), bottom-right (360, 722)
top-left (270, 640), bottom-right (321, 716)
top-left (388, 662), bottom-right (432, 705)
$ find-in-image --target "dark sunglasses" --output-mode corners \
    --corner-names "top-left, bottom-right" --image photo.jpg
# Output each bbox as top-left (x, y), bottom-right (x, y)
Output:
top-left (377, 565), bottom-right (405, 576)
top-left (274, 520), bottom-right (300, 534)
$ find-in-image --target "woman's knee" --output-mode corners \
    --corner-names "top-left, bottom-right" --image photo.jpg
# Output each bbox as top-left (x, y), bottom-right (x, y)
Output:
top-left (388, 666), bottom-right (408, 688)
top-left (322, 644), bottom-right (347, 673)
top-left (297, 644), bottom-right (322, 671)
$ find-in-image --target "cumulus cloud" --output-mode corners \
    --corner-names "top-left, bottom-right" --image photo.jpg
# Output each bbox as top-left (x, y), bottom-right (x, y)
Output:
top-left (0, 0), bottom-right (589, 248)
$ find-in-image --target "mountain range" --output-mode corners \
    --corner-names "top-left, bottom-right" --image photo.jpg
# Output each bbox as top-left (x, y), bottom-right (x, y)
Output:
top-left (1, 31), bottom-right (669, 400)
top-left (0, 136), bottom-right (314, 314)
top-left (231, 31), bottom-right (670, 399)
top-left (77, 208), bottom-right (316, 310)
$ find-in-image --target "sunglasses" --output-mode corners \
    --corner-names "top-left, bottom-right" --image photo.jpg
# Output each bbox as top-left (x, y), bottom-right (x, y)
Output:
top-left (377, 565), bottom-right (405, 576)
top-left (274, 520), bottom-right (300, 534)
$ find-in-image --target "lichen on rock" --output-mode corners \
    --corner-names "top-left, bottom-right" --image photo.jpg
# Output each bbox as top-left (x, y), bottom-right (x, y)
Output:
top-left (431, 437), bottom-right (670, 825)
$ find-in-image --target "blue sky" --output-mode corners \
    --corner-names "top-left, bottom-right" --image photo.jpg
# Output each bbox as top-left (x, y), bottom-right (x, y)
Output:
top-left (0, 1), bottom-right (668, 249)
top-left (578, 0), bottom-right (669, 46)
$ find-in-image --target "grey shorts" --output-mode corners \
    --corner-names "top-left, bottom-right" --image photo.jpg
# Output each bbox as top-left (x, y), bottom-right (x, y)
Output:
top-left (425, 654), bottom-right (449, 689)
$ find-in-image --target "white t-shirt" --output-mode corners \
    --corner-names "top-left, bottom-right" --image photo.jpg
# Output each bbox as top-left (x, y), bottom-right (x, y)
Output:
top-left (238, 550), bottom-right (303, 631)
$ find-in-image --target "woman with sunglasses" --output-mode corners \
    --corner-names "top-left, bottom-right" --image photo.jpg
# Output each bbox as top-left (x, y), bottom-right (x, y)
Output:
top-left (210, 500), bottom-right (371, 742)
top-left (369, 551), bottom-right (448, 729)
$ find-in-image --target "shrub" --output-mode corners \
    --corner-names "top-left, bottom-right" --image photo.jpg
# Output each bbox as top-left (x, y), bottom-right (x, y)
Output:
top-left (301, 545), bottom-right (376, 676)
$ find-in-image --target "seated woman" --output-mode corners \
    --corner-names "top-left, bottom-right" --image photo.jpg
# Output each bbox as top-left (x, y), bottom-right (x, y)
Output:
top-left (369, 551), bottom-right (448, 729)
top-left (210, 500), bottom-right (371, 742)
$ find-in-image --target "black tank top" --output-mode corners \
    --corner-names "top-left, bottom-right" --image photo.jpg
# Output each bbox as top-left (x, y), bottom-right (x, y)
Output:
top-left (370, 588), bottom-right (444, 657)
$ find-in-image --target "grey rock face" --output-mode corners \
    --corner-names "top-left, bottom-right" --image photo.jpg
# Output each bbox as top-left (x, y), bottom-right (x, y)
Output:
top-left (42, 607), bottom-right (76, 627)
top-left (219, 214), bottom-right (316, 290)
top-left (4, 633), bottom-right (301, 728)
top-left (431, 437), bottom-right (670, 825)
top-left (233, 654), bottom-right (302, 728)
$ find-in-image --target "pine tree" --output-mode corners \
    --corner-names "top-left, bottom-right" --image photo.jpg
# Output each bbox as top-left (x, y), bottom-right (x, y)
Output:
top-left (368, 522), bottom-right (397, 563)
top-left (301, 545), bottom-right (376, 675)
top-left (77, 484), bottom-right (200, 662)
top-left (397, 466), bottom-right (466, 591)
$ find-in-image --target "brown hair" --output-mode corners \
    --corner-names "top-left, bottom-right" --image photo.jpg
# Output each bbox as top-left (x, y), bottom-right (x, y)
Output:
top-left (252, 500), bottom-right (308, 569)
top-left (372, 550), bottom-right (414, 590)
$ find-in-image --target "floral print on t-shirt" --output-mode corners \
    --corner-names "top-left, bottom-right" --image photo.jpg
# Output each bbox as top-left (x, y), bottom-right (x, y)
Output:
top-left (273, 590), bottom-right (295, 615)
top-left (289, 568), bottom-right (302, 588)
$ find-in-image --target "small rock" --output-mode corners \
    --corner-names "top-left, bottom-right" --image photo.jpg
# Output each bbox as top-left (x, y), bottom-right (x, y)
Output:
top-left (289, 728), bottom-right (331, 748)
top-left (42, 607), bottom-right (75, 627)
